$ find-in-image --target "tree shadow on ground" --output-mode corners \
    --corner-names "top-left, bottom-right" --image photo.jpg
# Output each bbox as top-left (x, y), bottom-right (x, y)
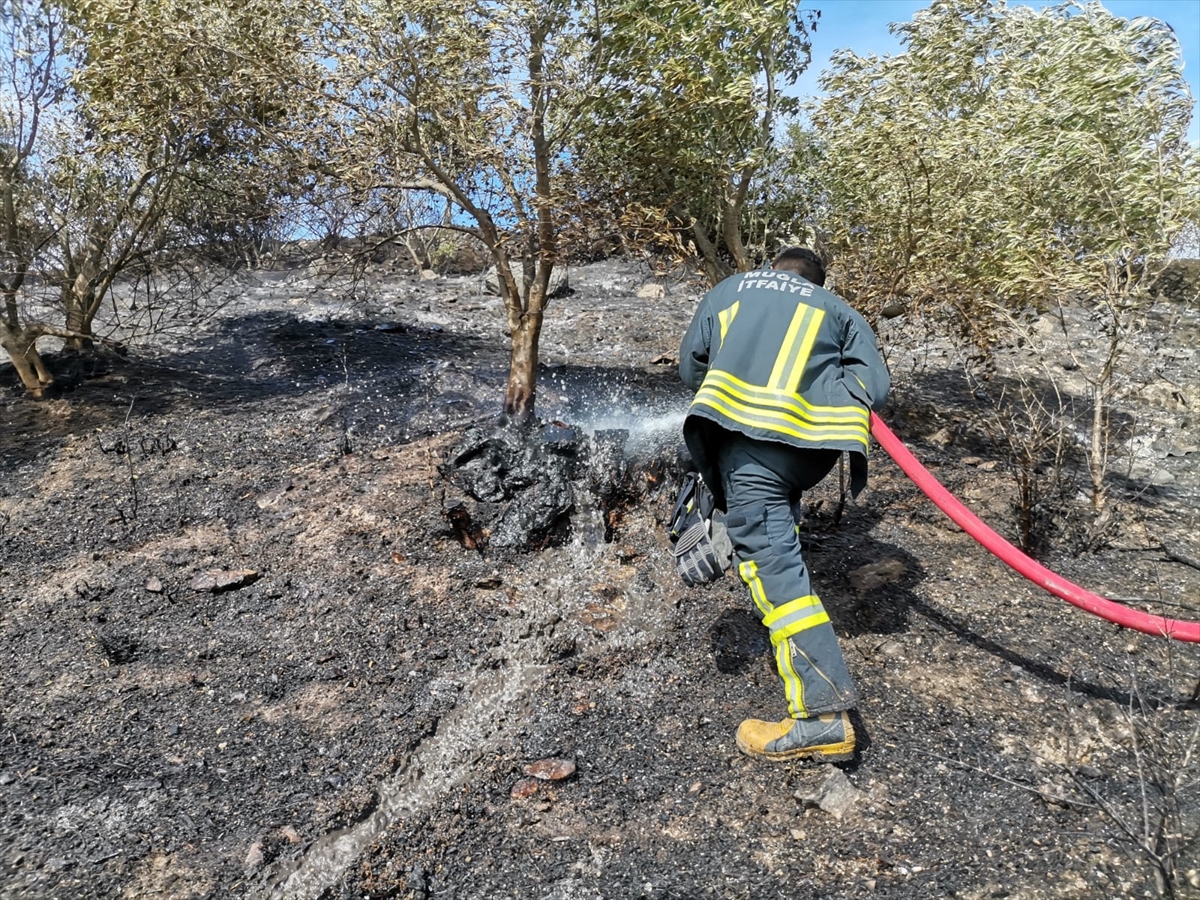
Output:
top-left (1, 312), bottom-right (691, 483)
top-left (0, 312), bottom-right (496, 465)
top-left (1, 311), bottom-right (504, 474)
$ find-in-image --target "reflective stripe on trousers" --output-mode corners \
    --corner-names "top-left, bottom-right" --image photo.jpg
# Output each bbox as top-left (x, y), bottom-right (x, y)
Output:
top-left (716, 434), bottom-right (859, 717)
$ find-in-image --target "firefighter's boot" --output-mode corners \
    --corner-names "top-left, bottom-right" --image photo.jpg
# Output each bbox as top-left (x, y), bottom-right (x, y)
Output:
top-left (736, 711), bottom-right (855, 762)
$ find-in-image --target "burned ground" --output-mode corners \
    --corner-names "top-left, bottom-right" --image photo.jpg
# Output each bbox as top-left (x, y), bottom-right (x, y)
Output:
top-left (1, 260), bottom-right (1198, 900)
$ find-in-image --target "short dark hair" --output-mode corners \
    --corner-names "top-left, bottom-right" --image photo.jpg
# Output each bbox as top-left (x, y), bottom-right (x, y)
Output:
top-left (772, 247), bottom-right (826, 286)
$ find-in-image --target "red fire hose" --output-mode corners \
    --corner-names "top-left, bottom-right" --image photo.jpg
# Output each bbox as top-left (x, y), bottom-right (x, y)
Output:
top-left (870, 412), bottom-right (1200, 643)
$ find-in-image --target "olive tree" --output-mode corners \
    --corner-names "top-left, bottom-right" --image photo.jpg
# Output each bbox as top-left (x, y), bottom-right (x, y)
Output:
top-left (1, 0), bottom-right (70, 394)
top-left (811, 0), bottom-right (1200, 508)
top-left (0, 0), bottom-right (303, 396)
top-left (296, 0), bottom-right (605, 421)
top-left (288, 1), bottom-right (824, 417)
top-left (61, 0), bottom-right (308, 326)
top-left (574, 0), bottom-right (819, 284)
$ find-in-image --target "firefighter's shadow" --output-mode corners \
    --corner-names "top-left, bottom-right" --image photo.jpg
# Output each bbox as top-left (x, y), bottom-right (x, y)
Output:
top-left (806, 505), bottom-right (923, 638)
top-left (709, 606), bottom-right (771, 674)
top-left (706, 504), bottom-right (1180, 712)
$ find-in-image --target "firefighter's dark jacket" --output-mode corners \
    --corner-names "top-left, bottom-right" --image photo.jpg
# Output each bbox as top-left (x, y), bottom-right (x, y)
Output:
top-left (679, 268), bottom-right (891, 511)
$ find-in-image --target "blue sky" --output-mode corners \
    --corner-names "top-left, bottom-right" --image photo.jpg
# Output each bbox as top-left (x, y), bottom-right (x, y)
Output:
top-left (792, 0), bottom-right (1200, 143)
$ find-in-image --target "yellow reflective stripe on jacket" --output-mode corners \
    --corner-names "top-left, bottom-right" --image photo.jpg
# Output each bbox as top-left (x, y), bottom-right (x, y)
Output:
top-left (702, 370), bottom-right (869, 424)
top-left (762, 595), bottom-right (830, 646)
top-left (691, 394), bottom-right (868, 446)
top-left (717, 301), bottom-right (739, 350)
top-left (693, 369), bottom-right (869, 447)
top-left (768, 304), bottom-right (826, 394)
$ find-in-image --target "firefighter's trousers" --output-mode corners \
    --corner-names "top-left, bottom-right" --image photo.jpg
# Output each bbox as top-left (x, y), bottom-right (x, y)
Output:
top-left (715, 433), bottom-right (859, 718)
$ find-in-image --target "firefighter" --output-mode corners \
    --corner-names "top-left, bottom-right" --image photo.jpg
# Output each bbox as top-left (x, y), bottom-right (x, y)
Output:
top-left (678, 247), bottom-right (890, 762)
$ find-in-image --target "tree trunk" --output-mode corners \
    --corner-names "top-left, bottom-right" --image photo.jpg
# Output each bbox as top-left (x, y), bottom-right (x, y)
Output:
top-left (0, 324), bottom-right (53, 398)
top-left (503, 307), bottom-right (543, 423)
top-left (489, 248), bottom-right (525, 335)
top-left (61, 283), bottom-right (96, 352)
top-left (501, 14), bottom-right (553, 425)
top-left (1089, 390), bottom-right (1108, 512)
top-left (60, 228), bottom-right (108, 351)
top-left (720, 192), bottom-right (752, 273)
top-left (689, 219), bottom-right (732, 287)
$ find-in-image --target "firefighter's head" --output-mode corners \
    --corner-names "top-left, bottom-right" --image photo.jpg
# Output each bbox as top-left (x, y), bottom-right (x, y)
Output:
top-left (771, 247), bottom-right (825, 286)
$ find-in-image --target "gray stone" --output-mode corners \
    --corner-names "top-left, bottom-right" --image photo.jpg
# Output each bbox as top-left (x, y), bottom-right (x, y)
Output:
top-left (484, 265), bottom-right (569, 299)
top-left (849, 558), bottom-right (907, 594)
top-left (189, 569), bottom-right (260, 593)
top-left (797, 766), bottom-right (862, 819)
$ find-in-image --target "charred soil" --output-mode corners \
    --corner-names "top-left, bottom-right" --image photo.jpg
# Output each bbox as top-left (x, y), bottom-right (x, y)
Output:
top-left (2, 260), bottom-right (1199, 900)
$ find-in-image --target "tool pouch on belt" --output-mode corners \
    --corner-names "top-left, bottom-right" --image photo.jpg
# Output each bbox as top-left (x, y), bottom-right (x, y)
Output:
top-left (667, 472), bottom-right (732, 586)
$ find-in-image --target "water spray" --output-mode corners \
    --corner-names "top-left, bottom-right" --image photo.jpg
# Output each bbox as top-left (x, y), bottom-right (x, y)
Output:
top-left (539, 372), bottom-right (689, 455)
